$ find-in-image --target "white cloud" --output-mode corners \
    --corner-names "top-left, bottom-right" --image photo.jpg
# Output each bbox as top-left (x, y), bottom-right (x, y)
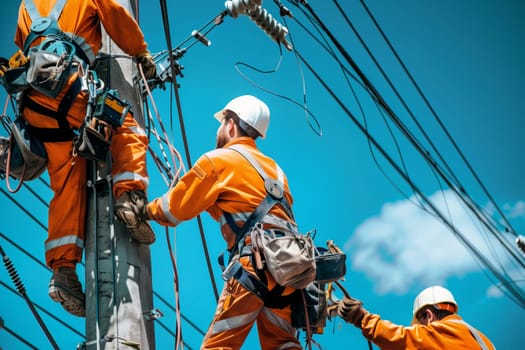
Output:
top-left (345, 190), bottom-right (524, 296)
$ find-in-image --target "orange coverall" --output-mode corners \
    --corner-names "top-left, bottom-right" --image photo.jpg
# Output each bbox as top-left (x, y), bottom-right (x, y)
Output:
top-left (15, 0), bottom-right (149, 270)
top-left (361, 313), bottom-right (495, 350)
top-left (147, 137), bottom-right (301, 350)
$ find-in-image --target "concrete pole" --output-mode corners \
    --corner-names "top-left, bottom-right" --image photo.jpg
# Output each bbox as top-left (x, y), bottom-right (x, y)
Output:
top-left (84, 0), bottom-right (155, 349)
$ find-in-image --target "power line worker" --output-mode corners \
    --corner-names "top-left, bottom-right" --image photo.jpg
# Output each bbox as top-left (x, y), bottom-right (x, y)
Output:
top-left (121, 95), bottom-right (302, 349)
top-left (13, 0), bottom-right (157, 317)
top-left (337, 285), bottom-right (496, 349)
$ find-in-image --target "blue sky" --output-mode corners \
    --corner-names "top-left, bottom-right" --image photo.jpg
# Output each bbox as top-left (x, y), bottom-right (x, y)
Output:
top-left (1, 1), bottom-right (525, 349)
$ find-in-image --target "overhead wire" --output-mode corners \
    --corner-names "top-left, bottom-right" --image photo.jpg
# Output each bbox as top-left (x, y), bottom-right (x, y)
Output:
top-left (158, 0), bottom-right (220, 305)
top-left (357, 0), bottom-right (520, 239)
top-left (342, 0), bottom-right (524, 271)
top-left (289, 2), bottom-right (432, 213)
top-left (0, 316), bottom-right (39, 350)
top-left (0, 280), bottom-right (84, 338)
top-left (336, 0), bottom-right (523, 276)
top-left (287, 0), bottom-right (525, 307)
top-left (291, 46), bottom-right (525, 307)
top-left (294, 0), bottom-right (525, 271)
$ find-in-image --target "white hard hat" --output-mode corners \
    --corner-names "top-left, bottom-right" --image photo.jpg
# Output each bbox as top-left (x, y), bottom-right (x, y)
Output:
top-left (214, 95), bottom-right (270, 138)
top-left (413, 286), bottom-right (457, 316)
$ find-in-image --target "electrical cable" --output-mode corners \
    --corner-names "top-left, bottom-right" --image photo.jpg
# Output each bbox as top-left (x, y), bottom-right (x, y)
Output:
top-left (0, 317), bottom-right (39, 350)
top-left (0, 244), bottom-right (59, 349)
top-left (331, 0), bottom-right (524, 282)
top-left (0, 280), bottom-right (84, 338)
top-left (0, 187), bottom-right (47, 231)
top-left (294, 0), bottom-right (525, 284)
top-left (357, 0), bottom-right (519, 239)
top-left (292, 46), bottom-right (525, 308)
top-left (159, 0), bottom-right (220, 303)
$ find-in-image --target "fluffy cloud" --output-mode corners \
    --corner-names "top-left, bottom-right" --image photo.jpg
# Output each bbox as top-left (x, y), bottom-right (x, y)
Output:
top-left (345, 190), bottom-right (524, 296)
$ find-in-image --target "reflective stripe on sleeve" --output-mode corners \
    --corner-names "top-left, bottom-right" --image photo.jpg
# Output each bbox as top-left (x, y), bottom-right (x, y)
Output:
top-left (113, 172), bottom-right (149, 188)
top-left (127, 125), bottom-right (147, 136)
top-left (160, 193), bottom-right (182, 226)
top-left (45, 235), bottom-right (84, 252)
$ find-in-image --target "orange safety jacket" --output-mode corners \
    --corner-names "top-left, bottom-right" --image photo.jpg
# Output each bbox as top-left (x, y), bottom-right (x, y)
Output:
top-left (361, 313), bottom-right (495, 350)
top-left (147, 137), bottom-right (301, 349)
top-left (147, 137), bottom-right (296, 250)
top-left (14, 0), bottom-right (150, 269)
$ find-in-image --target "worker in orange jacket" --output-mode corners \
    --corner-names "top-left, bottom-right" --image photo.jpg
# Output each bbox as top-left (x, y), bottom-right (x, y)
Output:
top-left (121, 95), bottom-right (302, 349)
top-left (337, 285), bottom-right (495, 349)
top-left (13, 0), bottom-right (156, 317)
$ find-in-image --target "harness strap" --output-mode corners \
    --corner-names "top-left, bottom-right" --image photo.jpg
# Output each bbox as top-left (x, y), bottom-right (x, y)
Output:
top-left (448, 319), bottom-right (494, 350)
top-left (224, 261), bottom-right (298, 309)
top-left (225, 145), bottom-right (294, 257)
top-left (24, 0), bottom-right (68, 21)
top-left (218, 145), bottom-right (300, 306)
top-left (22, 0), bottom-right (95, 65)
top-left (22, 78), bottom-right (81, 142)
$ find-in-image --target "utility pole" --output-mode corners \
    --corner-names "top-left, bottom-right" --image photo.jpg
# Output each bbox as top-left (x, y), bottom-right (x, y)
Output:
top-left (84, 0), bottom-right (155, 349)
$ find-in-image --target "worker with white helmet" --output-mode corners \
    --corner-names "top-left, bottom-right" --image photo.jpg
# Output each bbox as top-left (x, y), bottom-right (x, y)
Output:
top-left (131, 95), bottom-right (302, 349)
top-left (337, 285), bottom-right (495, 349)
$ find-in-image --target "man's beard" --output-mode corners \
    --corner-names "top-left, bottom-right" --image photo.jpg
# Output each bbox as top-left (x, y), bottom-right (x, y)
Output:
top-left (216, 133), bottom-right (227, 149)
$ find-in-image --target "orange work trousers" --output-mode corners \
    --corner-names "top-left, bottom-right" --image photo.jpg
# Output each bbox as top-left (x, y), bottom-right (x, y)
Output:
top-left (201, 257), bottom-right (301, 350)
top-left (23, 82), bottom-right (148, 270)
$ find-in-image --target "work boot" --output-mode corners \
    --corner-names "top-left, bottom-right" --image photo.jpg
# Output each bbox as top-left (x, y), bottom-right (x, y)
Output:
top-left (48, 267), bottom-right (86, 317)
top-left (114, 190), bottom-right (156, 244)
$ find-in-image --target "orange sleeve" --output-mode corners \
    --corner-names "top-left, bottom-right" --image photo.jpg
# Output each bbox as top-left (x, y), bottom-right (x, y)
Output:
top-left (361, 313), bottom-right (495, 350)
top-left (147, 154), bottom-right (221, 226)
top-left (93, 0), bottom-right (148, 56)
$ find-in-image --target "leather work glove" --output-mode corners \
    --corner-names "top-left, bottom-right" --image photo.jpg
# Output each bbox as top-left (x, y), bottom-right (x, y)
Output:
top-left (115, 190), bottom-right (150, 224)
top-left (135, 51), bottom-right (156, 79)
top-left (337, 296), bottom-right (367, 328)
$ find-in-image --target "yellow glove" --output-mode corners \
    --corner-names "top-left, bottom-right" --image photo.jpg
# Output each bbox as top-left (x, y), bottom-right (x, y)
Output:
top-left (135, 51), bottom-right (156, 79)
top-left (0, 56), bottom-right (9, 77)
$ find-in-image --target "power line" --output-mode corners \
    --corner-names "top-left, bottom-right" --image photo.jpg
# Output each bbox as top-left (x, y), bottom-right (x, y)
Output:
top-left (287, 1), bottom-right (525, 306)
top-left (0, 317), bottom-right (39, 350)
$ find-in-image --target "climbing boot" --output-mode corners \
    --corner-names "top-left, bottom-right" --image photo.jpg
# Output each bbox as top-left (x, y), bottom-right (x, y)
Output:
top-left (115, 190), bottom-right (156, 244)
top-left (48, 267), bottom-right (86, 317)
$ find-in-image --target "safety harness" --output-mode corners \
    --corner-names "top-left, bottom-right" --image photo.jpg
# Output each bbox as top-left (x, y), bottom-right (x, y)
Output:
top-left (20, 0), bottom-right (95, 143)
top-left (220, 144), bottom-right (299, 308)
top-left (448, 319), bottom-right (494, 350)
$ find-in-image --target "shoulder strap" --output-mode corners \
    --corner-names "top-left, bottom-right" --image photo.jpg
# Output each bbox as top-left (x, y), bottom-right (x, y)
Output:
top-left (24, 0), bottom-right (68, 21)
top-left (225, 145), bottom-right (294, 256)
top-left (22, 0), bottom-right (95, 65)
top-left (447, 319), bottom-right (494, 350)
top-left (228, 144), bottom-right (293, 215)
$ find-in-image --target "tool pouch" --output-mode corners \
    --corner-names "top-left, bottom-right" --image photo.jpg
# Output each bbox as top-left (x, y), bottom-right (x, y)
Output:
top-left (73, 117), bottom-right (112, 163)
top-left (250, 224), bottom-right (317, 290)
top-left (26, 38), bottom-right (76, 98)
top-left (314, 246), bottom-right (346, 283)
top-left (290, 281), bottom-right (328, 331)
top-left (1, 67), bottom-right (28, 95)
top-left (0, 116), bottom-right (47, 181)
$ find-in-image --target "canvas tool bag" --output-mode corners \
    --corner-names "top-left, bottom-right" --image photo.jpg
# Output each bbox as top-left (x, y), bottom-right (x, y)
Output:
top-left (250, 223), bottom-right (316, 289)
top-left (26, 38), bottom-right (77, 98)
top-left (0, 115), bottom-right (47, 186)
